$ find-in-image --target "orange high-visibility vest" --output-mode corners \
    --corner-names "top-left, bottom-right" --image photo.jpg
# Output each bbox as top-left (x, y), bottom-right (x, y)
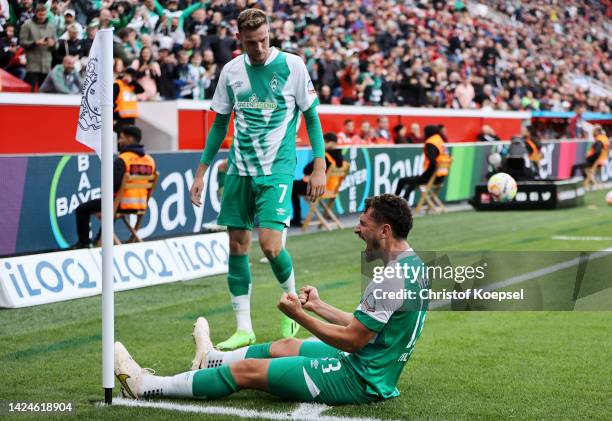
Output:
top-left (423, 134), bottom-right (451, 176)
top-left (587, 134), bottom-right (610, 166)
top-left (525, 138), bottom-right (541, 162)
top-left (324, 151), bottom-right (344, 193)
top-left (115, 79), bottom-right (139, 118)
top-left (302, 152), bottom-right (343, 191)
top-left (118, 151), bottom-right (156, 211)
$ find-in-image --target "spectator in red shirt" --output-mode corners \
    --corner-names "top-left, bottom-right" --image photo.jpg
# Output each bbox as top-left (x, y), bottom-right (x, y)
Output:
top-left (337, 119), bottom-right (362, 146)
top-left (339, 61), bottom-right (358, 105)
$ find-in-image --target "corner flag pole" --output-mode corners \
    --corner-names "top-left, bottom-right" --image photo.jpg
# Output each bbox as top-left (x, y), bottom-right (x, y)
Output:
top-left (99, 29), bottom-right (115, 405)
top-left (75, 27), bottom-right (115, 406)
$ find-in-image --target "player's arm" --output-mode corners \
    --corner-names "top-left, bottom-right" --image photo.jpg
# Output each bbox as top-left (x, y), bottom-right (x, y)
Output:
top-left (190, 64), bottom-right (233, 206)
top-left (303, 105), bottom-right (326, 200)
top-left (278, 293), bottom-right (376, 353)
top-left (190, 113), bottom-right (230, 206)
top-left (293, 55), bottom-right (326, 201)
top-left (298, 285), bottom-right (352, 326)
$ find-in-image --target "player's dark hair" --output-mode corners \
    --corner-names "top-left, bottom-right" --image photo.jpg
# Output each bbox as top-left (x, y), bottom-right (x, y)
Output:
top-left (365, 194), bottom-right (413, 239)
top-left (120, 126), bottom-right (142, 143)
top-left (237, 8), bottom-right (267, 32)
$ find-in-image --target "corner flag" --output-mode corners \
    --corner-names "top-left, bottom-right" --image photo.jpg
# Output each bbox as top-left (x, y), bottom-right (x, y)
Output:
top-left (76, 30), bottom-right (113, 157)
top-left (75, 28), bottom-right (115, 404)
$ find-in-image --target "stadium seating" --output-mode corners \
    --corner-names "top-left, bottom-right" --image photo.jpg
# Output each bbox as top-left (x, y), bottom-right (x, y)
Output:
top-left (1, 0), bottom-right (609, 120)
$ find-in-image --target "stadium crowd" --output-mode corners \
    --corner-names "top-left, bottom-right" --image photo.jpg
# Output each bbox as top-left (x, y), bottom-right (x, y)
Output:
top-left (1, 0), bottom-right (610, 112)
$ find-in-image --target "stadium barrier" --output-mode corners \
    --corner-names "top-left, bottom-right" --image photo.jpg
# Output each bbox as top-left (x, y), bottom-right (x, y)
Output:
top-left (0, 232), bottom-right (228, 308)
top-left (1, 140), bottom-right (609, 257)
top-left (0, 93), bottom-right (529, 153)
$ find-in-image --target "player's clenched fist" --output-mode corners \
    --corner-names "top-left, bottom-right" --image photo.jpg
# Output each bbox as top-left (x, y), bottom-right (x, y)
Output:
top-left (299, 285), bottom-right (321, 311)
top-left (277, 293), bottom-right (303, 319)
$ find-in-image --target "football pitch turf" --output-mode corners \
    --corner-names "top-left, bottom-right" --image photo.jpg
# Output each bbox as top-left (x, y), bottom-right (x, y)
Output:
top-left (1, 191), bottom-right (611, 420)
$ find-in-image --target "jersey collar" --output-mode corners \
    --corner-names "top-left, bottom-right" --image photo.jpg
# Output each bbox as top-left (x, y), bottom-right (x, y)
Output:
top-left (386, 248), bottom-right (415, 266)
top-left (244, 47), bottom-right (279, 67)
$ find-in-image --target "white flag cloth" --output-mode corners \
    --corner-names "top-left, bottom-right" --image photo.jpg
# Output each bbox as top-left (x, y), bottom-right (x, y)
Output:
top-left (76, 30), bottom-right (113, 157)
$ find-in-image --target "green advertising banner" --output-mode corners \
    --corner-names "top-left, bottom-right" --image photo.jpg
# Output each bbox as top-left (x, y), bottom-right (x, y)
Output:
top-left (333, 143), bottom-right (497, 215)
top-left (329, 140), bottom-right (602, 215)
top-left (1, 140), bottom-right (603, 256)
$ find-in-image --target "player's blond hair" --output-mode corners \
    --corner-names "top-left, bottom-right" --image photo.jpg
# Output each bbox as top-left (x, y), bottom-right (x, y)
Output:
top-left (237, 8), bottom-right (267, 32)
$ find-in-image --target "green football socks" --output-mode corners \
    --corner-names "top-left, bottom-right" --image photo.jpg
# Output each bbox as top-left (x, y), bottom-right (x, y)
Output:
top-left (270, 249), bottom-right (296, 294)
top-left (227, 254), bottom-right (253, 333)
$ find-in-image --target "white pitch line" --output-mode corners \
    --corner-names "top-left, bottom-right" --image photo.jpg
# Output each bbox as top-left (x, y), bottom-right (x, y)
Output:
top-left (552, 235), bottom-right (612, 241)
top-left (109, 398), bottom-right (398, 421)
top-left (429, 247), bottom-right (612, 309)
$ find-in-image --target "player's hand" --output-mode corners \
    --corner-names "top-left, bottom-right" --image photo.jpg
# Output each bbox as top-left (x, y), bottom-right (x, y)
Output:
top-left (277, 292), bottom-right (303, 319)
top-left (298, 285), bottom-right (321, 312)
top-left (190, 163), bottom-right (209, 206)
top-left (307, 167), bottom-right (326, 201)
top-left (190, 177), bottom-right (205, 207)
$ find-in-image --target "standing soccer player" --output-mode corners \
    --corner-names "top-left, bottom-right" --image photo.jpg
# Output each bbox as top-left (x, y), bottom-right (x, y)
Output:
top-left (189, 9), bottom-right (326, 350)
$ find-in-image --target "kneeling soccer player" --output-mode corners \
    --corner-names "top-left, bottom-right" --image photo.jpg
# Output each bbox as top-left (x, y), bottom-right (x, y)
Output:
top-left (115, 194), bottom-right (429, 405)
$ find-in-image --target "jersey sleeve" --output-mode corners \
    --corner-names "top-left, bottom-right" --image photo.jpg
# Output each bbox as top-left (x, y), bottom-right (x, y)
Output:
top-left (290, 55), bottom-right (319, 112)
top-left (210, 65), bottom-right (233, 114)
top-left (353, 276), bottom-right (406, 332)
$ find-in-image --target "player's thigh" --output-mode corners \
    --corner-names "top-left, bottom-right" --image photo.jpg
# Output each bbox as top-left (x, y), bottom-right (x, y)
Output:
top-left (218, 175), bottom-right (256, 230)
top-left (267, 356), bottom-right (375, 405)
top-left (298, 340), bottom-right (342, 358)
top-left (254, 174), bottom-right (294, 231)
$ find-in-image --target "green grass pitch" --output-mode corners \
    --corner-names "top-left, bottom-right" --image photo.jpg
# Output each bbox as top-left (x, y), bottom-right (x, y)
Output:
top-left (1, 191), bottom-right (611, 420)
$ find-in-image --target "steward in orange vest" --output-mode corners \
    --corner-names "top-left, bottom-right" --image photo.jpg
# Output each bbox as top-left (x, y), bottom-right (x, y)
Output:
top-left (571, 126), bottom-right (610, 178)
top-left (72, 126), bottom-right (156, 248)
top-left (395, 125), bottom-right (450, 200)
top-left (113, 68), bottom-right (143, 132)
top-left (521, 127), bottom-right (542, 175)
top-left (292, 133), bottom-right (344, 227)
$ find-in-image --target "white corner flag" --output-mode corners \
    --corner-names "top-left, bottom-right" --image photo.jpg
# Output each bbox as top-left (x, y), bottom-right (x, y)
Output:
top-left (76, 29), bottom-right (113, 157)
top-left (75, 28), bottom-right (115, 405)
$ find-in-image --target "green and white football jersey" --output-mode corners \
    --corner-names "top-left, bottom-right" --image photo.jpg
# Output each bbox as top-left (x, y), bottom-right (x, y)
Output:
top-left (346, 250), bottom-right (429, 399)
top-left (211, 47), bottom-right (319, 176)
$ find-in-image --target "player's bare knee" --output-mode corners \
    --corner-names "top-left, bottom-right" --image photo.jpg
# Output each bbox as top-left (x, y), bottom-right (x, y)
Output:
top-left (270, 338), bottom-right (302, 357)
top-left (229, 232), bottom-right (251, 254)
top-left (261, 246), bottom-right (281, 260)
top-left (229, 241), bottom-right (249, 255)
top-left (259, 239), bottom-right (281, 259)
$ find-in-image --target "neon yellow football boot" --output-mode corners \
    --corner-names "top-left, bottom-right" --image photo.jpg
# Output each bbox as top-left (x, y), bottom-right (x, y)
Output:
top-left (216, 329), bottom-right (256, 351)
top-left (280, 315), bottom-right (300, 338)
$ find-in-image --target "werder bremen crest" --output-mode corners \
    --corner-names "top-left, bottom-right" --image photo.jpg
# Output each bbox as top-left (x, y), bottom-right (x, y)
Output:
top-left (269, 73), bottom-right (278, 92)
top-left (78, 58), bottom-right (101, 131)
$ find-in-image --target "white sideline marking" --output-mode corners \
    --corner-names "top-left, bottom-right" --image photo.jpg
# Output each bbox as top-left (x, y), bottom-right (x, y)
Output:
top-left (430, 247), bottom-right (612, 309)
top-left (552, 235), bottom-right (612, 241)
top-left (110, 398), bottom-right (398, 421)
